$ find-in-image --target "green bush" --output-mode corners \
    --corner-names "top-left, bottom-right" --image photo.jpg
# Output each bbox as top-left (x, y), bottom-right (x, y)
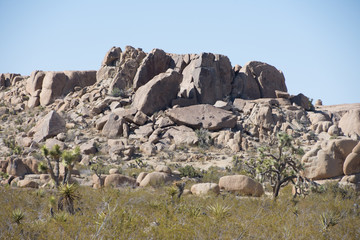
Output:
top-left (178, 165), bottom-right (202, 178)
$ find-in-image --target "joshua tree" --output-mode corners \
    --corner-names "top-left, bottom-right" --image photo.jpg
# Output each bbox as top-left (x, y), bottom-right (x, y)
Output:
top-left (41, 145), bottom-right (80, 187)
top-left (90, 161), bottom-right (105, 188)
top-left (41, 145), bottom-right (61, 188)
top-left (242, 132), bottom-right (304, 199)
top-left (61, 146), bottom-right (80, 184)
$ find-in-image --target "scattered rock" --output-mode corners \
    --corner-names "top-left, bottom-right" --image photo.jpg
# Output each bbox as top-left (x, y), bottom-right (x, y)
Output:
top-left (139, 172), bottom-right (178, 187)
top-left (315, 99), bottom-right (323, 106)
top-left (155, 165), bottom-right (172, 174)
top-left (219, 175), bottom-right (264, 197)
top-left (191, 183), bottom-right (220, 196)
top-left (80, 139), bottom-right (98, 155)
top-left (103, 174), bottom-right (136, 188)
top-left (140, 142), bottom-right (156, 156)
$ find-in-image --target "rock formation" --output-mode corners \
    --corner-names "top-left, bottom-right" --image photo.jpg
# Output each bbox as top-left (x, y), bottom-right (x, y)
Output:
top-left (0, 45), bottom-right (359, 194)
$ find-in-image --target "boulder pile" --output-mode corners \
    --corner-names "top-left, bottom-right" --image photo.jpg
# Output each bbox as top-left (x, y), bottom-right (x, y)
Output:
top-left (0, 45), bottom-right (359, 194)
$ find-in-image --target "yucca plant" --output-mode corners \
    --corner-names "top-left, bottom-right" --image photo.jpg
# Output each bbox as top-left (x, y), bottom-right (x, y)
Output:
top-left (58, 183), bottom-right (80, 215)
top-left (319, 211), bottom-right (341, 231)
top-left (53, 212), bottom-right (68, 223)
top-left (12, 209), bottom-right (24, 225)
top-left (187, 206), bottom-right (202, 218)
top-left (207, 202), bottom-right (231, 220)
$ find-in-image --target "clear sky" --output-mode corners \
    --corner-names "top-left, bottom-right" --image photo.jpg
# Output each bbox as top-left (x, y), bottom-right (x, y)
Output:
top-left (0, 0), bottom-right (359, 105)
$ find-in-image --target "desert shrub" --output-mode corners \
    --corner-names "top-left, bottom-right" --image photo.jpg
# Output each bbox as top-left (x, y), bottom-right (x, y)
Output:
top-left (195, 128), bottom-right (212, 149)
top-left (111, 87), bottom-right (126, 98)
top-left (3, 137), bottom-right (23, 155)
top-left (178, 165), bottom-right (202, 178)
top-left (201, 166), bottom-right (227, 183)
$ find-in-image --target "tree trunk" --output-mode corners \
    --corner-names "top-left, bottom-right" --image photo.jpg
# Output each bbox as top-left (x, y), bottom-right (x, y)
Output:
top-left (66, 166), bottom-right (72, 184)
top-left (55, 159), bottom-right (60, 186)
top-left (45, 157), bottom-right (58, 188)
top-left (63, 167), bottom-right (68, 185)
top-left (273, 182), bottom-right (281, 199)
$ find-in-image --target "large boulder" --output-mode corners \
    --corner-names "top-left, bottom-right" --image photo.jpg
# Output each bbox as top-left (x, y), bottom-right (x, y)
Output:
top-left (166, 104), bottom-right (237, 131)
top-left (136, 172), bottom-right (148, 185)
top-left (343, 142), bottom-right (360, 175)
top-left (191, 183), bottom-right (220, 196)
top-left (29, 110), bottom-right (66, 142)
top-left (139, 172), bottom-right (178, 187)
top-left (6, 157), bottom-right (31, 177)
top-left (80, 139), bottom-right (98, 155)
top-left (103, 174), bottom-right (136, 188)
top-left (302, 139), bottom-right (358, 180)
top-left (18, 179), bottom-right (39, 188)
top-left (102, 113), bottom-right (125, 138)
top-left (92, 174), bottom-right (106, 189)
top-left (132, 69), bottom-right (182, 115)
top-left (133, 48), bottom-right (172, 89)
top-left (339, 109), bottom-right (360, 138)
top-left (39, 71), bottom-right (96, 106)
top-left (163, 125), bottom-right (198, 145)
top-left (246, 105), bottom-right (275, 130)
top-left (231, 61), bottom-right (287, 99)
top-left (219, 175), bottom-right (264, 197)
top-left (101, 46), bottom-right (122, 66)
top-left (179, 53), bottom-right (233, 104)
top-left (39, 71), bottom-right (67, 106)
top-left (23, 158), bottom-right (40, 174)
top-left (26, 70), bottom-right (46, 97)
top-left (290, 93), bottom-right (314, 111)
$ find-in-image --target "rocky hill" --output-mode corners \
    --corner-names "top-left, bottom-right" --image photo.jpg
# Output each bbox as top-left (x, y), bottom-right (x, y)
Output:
top-left (0, 45), bottom-right (359, 192)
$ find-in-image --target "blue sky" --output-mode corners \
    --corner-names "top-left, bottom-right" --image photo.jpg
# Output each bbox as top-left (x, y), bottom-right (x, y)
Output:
top-left (0, 0), bottom-right (359, 105)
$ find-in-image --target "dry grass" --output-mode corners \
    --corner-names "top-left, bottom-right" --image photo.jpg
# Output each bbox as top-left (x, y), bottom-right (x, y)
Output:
top-left (0, 183), bottom-right (359, 239)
